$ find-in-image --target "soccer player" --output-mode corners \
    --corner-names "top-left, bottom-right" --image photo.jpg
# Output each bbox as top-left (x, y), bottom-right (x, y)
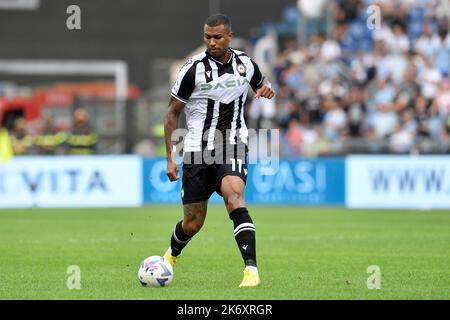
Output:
top-left (163, 14), bottom-right (275, 287)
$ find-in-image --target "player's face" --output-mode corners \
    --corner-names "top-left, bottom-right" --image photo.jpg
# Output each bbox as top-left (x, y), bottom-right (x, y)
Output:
top-left (204, 24), bottom-right (233, 59)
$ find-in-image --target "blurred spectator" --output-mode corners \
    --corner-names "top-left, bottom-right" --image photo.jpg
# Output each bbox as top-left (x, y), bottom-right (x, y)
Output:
top-left (284, 116), bottom-right (303, 157)
top-left (248, 94), bottom-right (276, 129)
top-left (35, 116), bottom-right (65, 155)
top-left (370, 77), bottom-right (398, 138)
top-left (66, 108), bottom-right (97, 155)
top-left (399, 109), bottom-right (418, 135)
top-left (9, 118), bottom-right (34, 156)
top-left (322, 95), bottom-right (347, 141)
top-left (427, 102), bottom-right (445, 142)
top-left (0, 126), bottom-right (13, 161)
top-left (297, 0), bottom-right (327, 42)
top-left (345, 85), bottom-right (366, 137)
top-left (298, 111), bottom-right (329, 156)
top-left (396, 63), bottom-right (421, 111)
top-left (435, 79), bottom-right (450, 119)
top-left (389, 123), bottom-right (414, 153)
top-left (413, 21), bottom-right (441, 61)
top-left (419, 57), bottom-right (442, 99)
top-left (434, 25), bottom-right (450, 76)
top-left (390, 22), bottom-right (410, 54)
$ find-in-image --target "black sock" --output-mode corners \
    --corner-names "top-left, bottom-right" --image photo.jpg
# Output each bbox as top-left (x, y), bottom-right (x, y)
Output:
top-left (170, 221), bottom-right (192, 257)
top-left (229, 207), bottom-right (257, 267)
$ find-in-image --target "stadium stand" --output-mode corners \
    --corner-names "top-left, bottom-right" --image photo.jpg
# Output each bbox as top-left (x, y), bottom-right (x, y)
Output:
top-left (248, 0), bottom-right (450, 157)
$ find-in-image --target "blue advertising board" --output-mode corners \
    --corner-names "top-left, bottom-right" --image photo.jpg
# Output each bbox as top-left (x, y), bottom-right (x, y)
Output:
top-left (246, 158), bottom-right (345, 205)
top-left (142, 158), bottom-right (345, 205)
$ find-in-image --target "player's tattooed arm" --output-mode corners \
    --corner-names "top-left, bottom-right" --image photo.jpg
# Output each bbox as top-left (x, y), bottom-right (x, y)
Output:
top-left (164, 96), bottom-right (185, 181)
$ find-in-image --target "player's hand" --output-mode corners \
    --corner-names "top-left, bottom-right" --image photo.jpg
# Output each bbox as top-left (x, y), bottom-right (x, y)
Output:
top-left (254, 85), bottom-right (275, 99)
top-left (166, 159), bottom-right (179, 181)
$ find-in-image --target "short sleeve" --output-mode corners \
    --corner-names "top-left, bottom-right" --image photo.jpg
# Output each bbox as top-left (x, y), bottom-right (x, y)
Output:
top-left (171, 60), bottom-right (198, 103)
top-left (249, 59), bottom-right (264, 90)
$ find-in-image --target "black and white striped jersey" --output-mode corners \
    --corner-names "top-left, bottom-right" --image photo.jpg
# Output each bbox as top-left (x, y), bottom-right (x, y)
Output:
top-left (171, 48), bottom-right (264, 152)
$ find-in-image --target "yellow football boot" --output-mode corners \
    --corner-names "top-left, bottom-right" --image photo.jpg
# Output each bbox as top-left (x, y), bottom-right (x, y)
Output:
top-left (239, 266), bottom-right (260, 288)
top-left (163, 247), bottom-right (178, 267)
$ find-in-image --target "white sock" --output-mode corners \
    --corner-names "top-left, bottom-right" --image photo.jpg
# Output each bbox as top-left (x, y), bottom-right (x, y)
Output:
top-left (247, 266), bottom-right (258, 273)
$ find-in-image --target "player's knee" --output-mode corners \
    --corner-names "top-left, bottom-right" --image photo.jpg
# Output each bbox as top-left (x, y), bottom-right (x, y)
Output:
top-left (225, 192), bottom-right (245, 210)
top-left (183, 220), bottom-right (204, 235)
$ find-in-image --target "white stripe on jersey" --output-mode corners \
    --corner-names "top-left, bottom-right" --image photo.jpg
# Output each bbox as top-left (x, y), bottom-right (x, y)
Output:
top-left (239, 107), bottom-right (249, 144)
top-left (228, 95), bottom-right (241, 145)
top-left (206, 100), bottom-right (220, 150)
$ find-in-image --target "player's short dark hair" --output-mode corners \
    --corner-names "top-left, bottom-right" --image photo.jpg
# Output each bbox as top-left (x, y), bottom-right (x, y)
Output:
top-left (205, 14), bottom-right (231, 31)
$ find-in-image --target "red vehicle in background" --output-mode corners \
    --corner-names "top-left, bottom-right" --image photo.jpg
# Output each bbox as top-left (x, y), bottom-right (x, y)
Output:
top-left (0, 82), bottom-right (141, 132)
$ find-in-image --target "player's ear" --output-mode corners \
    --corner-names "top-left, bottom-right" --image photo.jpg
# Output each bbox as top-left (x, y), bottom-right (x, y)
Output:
top-left (227, 31), bottom-right (233, 40)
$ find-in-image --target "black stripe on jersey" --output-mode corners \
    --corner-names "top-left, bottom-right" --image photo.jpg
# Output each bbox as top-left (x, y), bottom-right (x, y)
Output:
top-left (217, 61), bottom-right (234, 77)
top-left (177, 61), bottom-right (200, 101)
top-left (201, 99), bottom-right (216, 149)
top-left (230, 94), bottom-right (244, 144)
top-left (250, 60), bottom-right (264, 90)
top-left (217, 100), bottom-right (235, 134)
top-left (236, 94), bottom-right (243, 130)
top-left (202, 57), bottom-right (213, 83)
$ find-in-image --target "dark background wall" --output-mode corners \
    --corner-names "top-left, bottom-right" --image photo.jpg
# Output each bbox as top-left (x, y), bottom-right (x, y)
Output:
top-left (0, 0), bottom-right (296, 89)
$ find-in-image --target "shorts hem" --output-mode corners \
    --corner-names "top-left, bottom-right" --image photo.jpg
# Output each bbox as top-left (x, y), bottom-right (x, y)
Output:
top-left (182, 197), bottom-right (211, 205)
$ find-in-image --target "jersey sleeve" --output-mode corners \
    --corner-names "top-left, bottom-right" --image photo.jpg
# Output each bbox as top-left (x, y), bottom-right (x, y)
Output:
top-left (249, 59), bottom-right (264, 91)
top-left (171, 60), bottom-right (197, 103)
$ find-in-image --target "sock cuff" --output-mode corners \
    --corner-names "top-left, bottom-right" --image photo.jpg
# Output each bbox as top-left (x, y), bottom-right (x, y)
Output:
top-left (173, 220), bottom-right (191, 243)
top-left (229, 207), bottom-right (249, 221)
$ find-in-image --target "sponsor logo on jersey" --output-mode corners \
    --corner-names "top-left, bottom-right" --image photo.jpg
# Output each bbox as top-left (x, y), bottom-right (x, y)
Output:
top-left (200, 78), bottom-right (250, 91)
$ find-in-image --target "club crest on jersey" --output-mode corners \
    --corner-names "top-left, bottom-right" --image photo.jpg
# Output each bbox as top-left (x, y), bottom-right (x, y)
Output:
top-left (237, 63), bottom-right (246, 76)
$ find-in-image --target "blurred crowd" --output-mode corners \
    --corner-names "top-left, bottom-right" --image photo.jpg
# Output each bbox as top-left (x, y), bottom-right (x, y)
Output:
top-left (249, 0), bottom-right (450, 157)
top-left (8, 108), bottom-right (97, 156)
top-left (4, 0), bottom-right (449, 159)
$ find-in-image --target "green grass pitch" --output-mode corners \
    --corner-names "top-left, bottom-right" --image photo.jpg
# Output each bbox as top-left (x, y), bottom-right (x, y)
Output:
top-left (0, 206), bottom-right (449, 299)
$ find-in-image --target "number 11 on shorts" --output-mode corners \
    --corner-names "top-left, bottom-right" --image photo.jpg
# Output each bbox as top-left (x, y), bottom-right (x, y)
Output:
top-left (230, 158), bottom-right (242, 173)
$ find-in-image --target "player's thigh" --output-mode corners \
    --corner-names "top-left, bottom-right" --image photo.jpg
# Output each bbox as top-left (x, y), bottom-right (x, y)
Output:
top-left (219, 175), bottom-right (246, 199)
top-left (215, 145), bottom-right (248, 204)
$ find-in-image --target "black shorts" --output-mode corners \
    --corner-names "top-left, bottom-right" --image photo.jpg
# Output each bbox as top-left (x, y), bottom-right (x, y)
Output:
top-left (181, 145), bottom-right (248, 204)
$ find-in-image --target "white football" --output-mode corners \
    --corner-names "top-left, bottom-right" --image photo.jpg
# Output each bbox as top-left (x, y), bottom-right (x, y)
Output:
top-left (138, 256), bottom-right (173, 287)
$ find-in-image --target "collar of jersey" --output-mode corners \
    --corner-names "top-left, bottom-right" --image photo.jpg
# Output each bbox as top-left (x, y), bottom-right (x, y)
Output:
top-left (205, 49), bottom-right (234, 65)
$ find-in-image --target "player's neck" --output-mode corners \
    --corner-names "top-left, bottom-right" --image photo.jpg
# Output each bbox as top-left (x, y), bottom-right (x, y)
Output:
top-left (209, 48), bottom-right (231, 65)
top-left (218, 50), bottom-right (231, 64)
